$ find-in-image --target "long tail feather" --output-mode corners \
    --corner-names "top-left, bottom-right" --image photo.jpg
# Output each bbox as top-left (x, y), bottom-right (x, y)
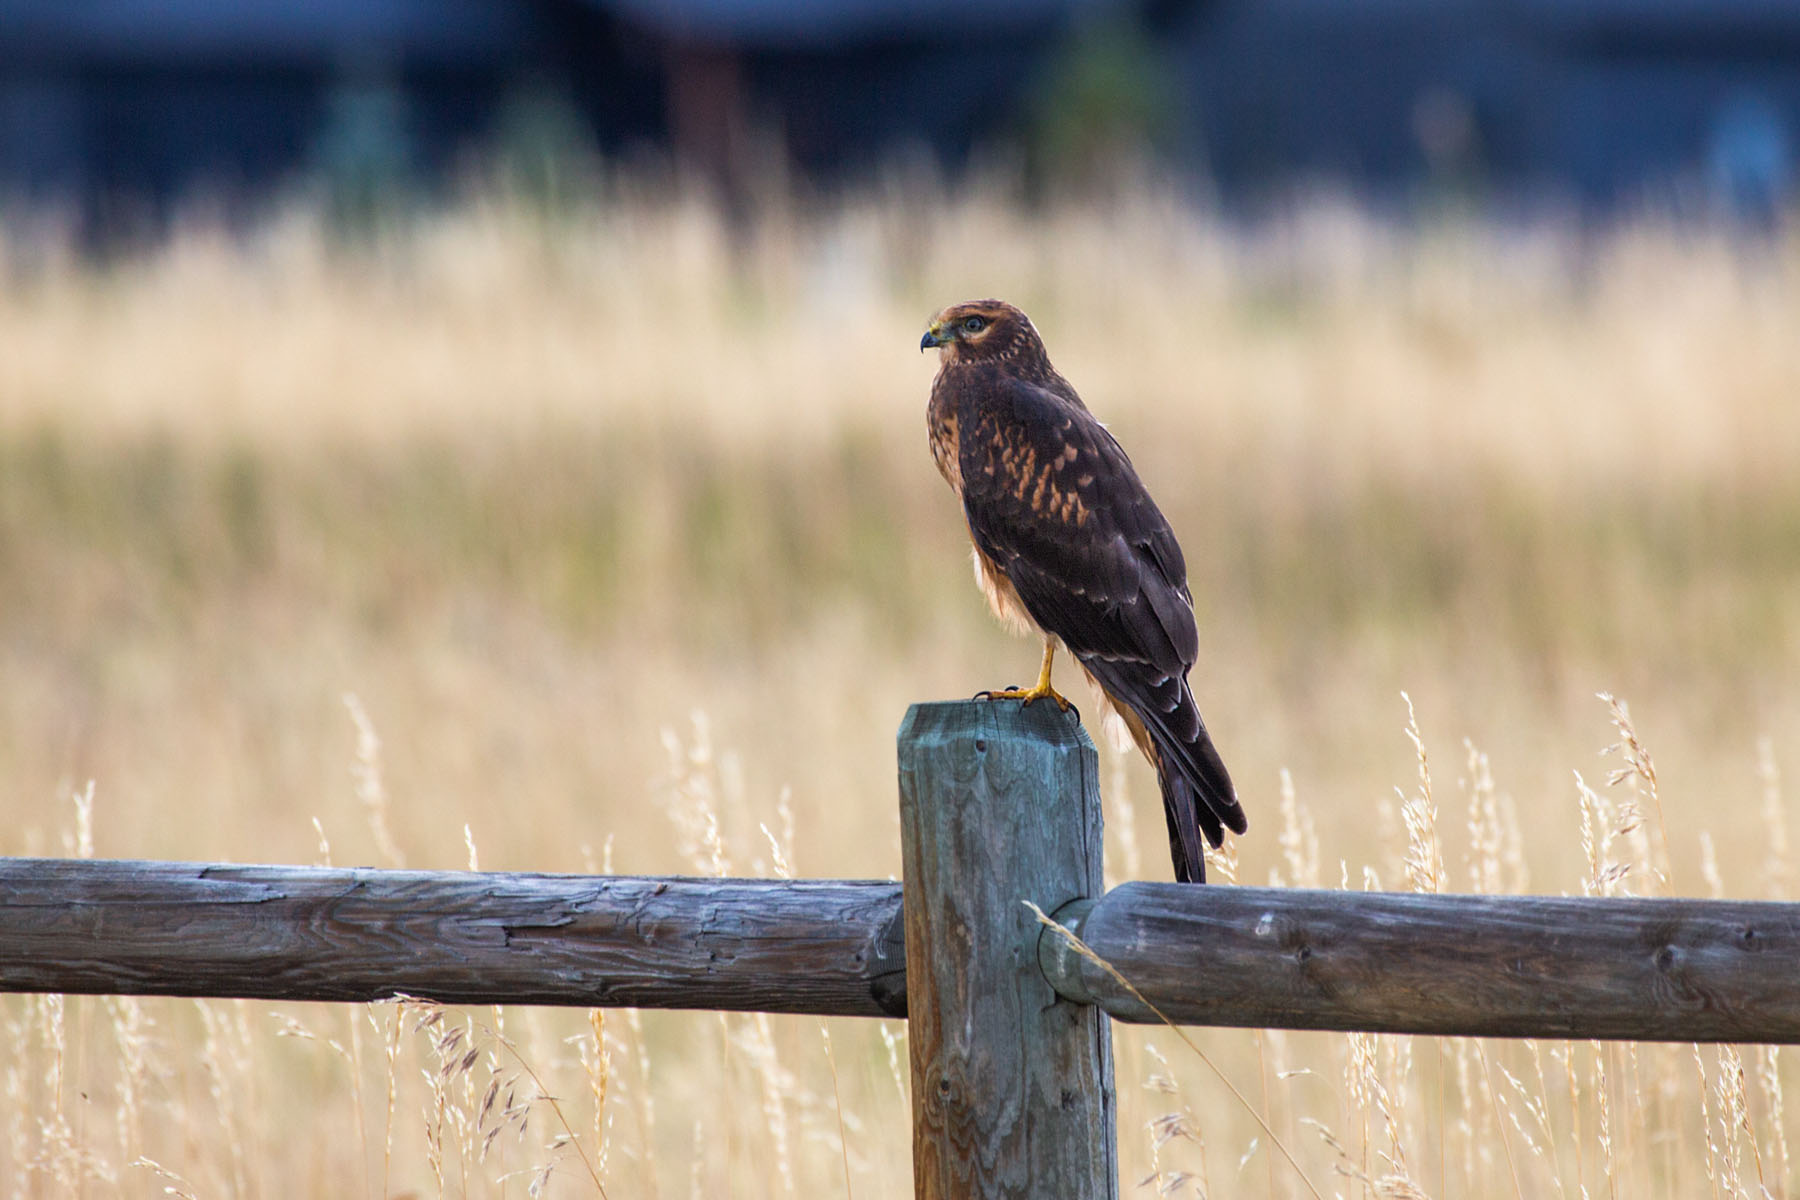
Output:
top-left (1082, 655), bottom-right (1242, 883)
top-left (1160, 770), bottom-right (1209, 883)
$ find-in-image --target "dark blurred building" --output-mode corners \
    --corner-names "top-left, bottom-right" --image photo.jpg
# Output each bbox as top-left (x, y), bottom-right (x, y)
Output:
top-left (1, 0), bottom-right (1796, 233)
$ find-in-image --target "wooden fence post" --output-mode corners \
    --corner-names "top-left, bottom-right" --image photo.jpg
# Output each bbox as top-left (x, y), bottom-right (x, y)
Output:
top-left (897, 699), bottom-right (1118, 1200)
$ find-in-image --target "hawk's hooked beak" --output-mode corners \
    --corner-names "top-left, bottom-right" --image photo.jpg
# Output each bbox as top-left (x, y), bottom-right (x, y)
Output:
top-left (920, 323), bottom-right (951, 352)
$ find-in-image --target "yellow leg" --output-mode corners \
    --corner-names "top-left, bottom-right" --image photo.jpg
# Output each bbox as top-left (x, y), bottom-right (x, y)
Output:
top-left (977, 639), bottom-right (1073, 711)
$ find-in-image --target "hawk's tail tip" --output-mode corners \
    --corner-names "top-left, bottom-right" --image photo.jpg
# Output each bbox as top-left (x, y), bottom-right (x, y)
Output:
top-left (1161, 772), bottom-right (1214, 885)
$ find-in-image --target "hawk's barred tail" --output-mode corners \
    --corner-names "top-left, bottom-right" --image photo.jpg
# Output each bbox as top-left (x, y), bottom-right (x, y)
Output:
top-left (1081, 657), bottom-right (1244, 883)
top-left (1152, 732), bottom-right (1239, 884)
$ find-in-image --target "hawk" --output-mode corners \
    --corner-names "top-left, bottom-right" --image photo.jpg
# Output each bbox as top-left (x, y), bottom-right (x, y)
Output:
top-left (920, 299), bottom-right (1245, 882)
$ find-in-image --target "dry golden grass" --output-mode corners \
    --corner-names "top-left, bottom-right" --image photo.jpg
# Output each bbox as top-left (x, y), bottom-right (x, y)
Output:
top-left (3, 182), bottom-right (1800, 1196)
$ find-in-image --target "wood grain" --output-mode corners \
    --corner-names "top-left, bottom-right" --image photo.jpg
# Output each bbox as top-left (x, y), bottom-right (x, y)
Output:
top-left (898, 699), bottom-right (1118, 1200)
top-left (1041, 882), bottom-right (1800, 1042)
top-left (0, 859), bottom-right (906, 1016)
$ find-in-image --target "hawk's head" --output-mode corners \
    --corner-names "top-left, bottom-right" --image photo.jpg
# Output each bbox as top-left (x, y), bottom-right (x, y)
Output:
top-left (920, 300), bottom-right (1046, 367)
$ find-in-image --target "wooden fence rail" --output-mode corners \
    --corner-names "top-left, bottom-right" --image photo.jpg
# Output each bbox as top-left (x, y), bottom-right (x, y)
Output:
top-left (0, 860), bottom-right (905, 1016)
top-left (9, 854), bottom-right (1796, 1045)
top-left (6, 699), bottom-right (1800, 1199)
top-left (1043, 884), bottom-right (1800, 1043)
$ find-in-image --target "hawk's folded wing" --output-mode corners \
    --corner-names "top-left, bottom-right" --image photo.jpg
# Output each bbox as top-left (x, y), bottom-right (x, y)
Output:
top-left (955, 376), bottom-right (1244, 863)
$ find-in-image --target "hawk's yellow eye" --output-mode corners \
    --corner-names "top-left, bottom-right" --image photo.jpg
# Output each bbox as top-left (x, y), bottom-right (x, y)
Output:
top-left (962, 315), bottom-right (987, 334)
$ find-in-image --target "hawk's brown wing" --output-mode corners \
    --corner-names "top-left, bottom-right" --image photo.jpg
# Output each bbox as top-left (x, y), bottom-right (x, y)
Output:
top-left (956, 376), bottom-right (1245, 880)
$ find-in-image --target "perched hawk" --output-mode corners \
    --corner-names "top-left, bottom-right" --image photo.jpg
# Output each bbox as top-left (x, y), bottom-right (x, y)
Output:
top-left (920, 299), bottom-right (1245, 882)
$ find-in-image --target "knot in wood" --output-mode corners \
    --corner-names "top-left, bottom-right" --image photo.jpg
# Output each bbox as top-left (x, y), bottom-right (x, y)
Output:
top-left (922, 1066), bottom-right (961, 1121)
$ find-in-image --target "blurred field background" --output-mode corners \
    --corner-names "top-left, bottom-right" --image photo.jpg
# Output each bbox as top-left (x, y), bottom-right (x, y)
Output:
top-left (4, 180), bottom-right (1800, 1197)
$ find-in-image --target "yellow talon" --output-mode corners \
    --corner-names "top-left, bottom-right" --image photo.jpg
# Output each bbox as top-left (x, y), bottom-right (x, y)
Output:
top-left (976, 640), bottom-right (1073, 712)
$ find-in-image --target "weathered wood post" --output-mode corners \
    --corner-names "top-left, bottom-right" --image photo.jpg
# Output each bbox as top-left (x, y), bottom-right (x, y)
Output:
top-left (897, 700), bottom-right (1118, 1199)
